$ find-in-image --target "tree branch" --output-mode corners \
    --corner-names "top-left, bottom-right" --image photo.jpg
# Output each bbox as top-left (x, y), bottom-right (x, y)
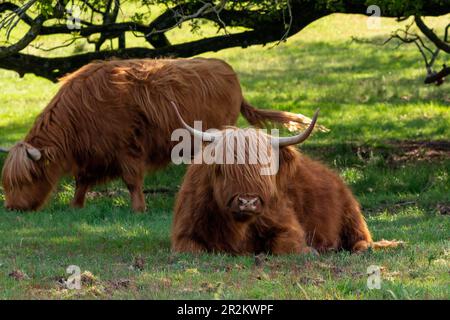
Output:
top-left (39, 21), bottom-right (151, 36)
top-left (379, 14), bottom-right (449, 85)
top-left (0, 26), bottom-right (305, 81)
top-left (424, 65), bottom-right (450, 85)
top-left (0, 14), bottom-right (45, 59)
top-left (0, 2), bottom-right (34, 26)
top-left (147, 0), bottom-right (227, 37)
top-left (94, 0), bottom-right (121, 51)
top-left (1, 0), bottom-right (448, 81)
top-left (0, 0), bottom-right (39, 39)
top-left (79, 0), bottom-right (104, 15)
top-left (414, 16), bottom-right (450, 53)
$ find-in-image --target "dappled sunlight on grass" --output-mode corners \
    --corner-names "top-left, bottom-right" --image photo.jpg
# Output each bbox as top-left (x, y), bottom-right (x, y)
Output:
top-left (0, 13), bottom-right (448, 299)
top-left (341, 167), bottom-right (365, 184)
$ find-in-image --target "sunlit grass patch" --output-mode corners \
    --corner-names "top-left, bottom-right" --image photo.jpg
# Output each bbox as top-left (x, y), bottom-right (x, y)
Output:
top-left (0, 13), bottom-right (449, 299)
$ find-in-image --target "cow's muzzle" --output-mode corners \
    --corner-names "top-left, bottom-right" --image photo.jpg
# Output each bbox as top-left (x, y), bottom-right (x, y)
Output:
top-left (228, 194), bottom-right (263, 222)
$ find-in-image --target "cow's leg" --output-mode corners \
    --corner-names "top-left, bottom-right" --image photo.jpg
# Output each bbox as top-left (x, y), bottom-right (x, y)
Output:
top-left (121, 168), bottom-right (146, 213)
top-left (71, 179), bottom-right (90, 208)
top-left (352, 240), bottom-right (371, 252)
top-left (270, 221), bottom-right (313, 255)
top-left (341, 205), bottom-right (373, 253)
top-left (271, 232), bottom-right (313, 255)
top-left (128, 183), bottom-right (146, 213)
top-left (172, 237), bottom-right (207, 254)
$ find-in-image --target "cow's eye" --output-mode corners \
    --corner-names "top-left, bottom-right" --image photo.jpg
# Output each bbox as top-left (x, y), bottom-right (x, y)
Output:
top-left (226, 194), bottom-right (238, 207)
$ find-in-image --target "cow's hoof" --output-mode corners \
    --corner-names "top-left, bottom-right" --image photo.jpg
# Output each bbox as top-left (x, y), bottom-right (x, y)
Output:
top-left (302, 246), bottom-right (319, 256)
top-left (132, 206), bottom-right (147, 213)
top-left (70, 202), bottom-right (84, 209)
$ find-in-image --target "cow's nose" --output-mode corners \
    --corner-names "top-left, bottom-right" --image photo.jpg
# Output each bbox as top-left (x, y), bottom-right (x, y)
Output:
top-left (237, 194), bottom-right (261, 213)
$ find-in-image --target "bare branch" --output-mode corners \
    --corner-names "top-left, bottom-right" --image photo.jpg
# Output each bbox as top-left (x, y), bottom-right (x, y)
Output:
top-left (413, 40), bottom-right (432, 70)
top-left (424, 65), bottom-right (449, 86)
top-left (273, 0), bottom-right (293, 46)
top-left (368, 17), bottom-right (448, 86)
top-left (1, 0), bottom-right (39, 39)
top-left (0, 0), bottom-right (447, 82)
top-left (79, 0), bottom-right (105, 15)
top-left (0, 2), bottom-right (34, 26)
top-left (0, 26), bottom-right (304, 81)
top-left (445, 23), bottom-right (449, 42)
top-left (0, 14), bottom-right (45, 58)
top-left (428, 48), bottom-right (440, 70)
top-left (146, 0), bottom-right (228, 37)
top-left (94, 0), bottom-right (122, 51)
top-left (30, 36), bottom-right (84, 52)
top-left (210, 0), bottom-right (229, 34)
top-left (414, 16), bottom-right (450, 53)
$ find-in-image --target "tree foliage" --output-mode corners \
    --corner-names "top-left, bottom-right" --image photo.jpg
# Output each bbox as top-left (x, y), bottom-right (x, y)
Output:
top-left (0, 0), bottom-right (448, 81)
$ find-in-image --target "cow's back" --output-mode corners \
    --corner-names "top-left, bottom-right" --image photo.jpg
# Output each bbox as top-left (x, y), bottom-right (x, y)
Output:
top-left (281, 150), bottom-right (362, 250)
top-left (27, 58), bottom-right (244, 177)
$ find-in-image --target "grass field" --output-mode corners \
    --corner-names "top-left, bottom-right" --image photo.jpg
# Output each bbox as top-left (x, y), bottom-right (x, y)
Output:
top-left (0, 13), bottom-right (449, 299)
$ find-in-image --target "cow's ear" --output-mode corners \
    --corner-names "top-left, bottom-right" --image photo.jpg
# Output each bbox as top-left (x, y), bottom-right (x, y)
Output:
top-left (278, 147), bottom-right (295, 165)
top-left (42, 146), bottom-right (58, 162)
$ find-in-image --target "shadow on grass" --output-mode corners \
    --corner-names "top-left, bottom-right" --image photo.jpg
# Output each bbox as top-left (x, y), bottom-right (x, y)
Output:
top-left (0, 35), bottom-right (448, 260)
top-left (0, 203), bottom-right (445, 265)
top-left (238, 41), bottom-right (448, 108)
top-left (0, 208), bottom-right (172, 256)
top-left (0, 38), bottom-right (448, 146)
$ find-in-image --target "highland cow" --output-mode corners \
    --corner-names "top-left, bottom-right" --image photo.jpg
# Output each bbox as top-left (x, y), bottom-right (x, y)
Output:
top-left (171, 106), bottom-right (402, 254)
top-left (1, 58), bottom-right (315, 212)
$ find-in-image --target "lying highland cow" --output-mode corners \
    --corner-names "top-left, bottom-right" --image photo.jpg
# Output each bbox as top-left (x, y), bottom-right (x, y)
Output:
top-left (1, 58), bottom-right (315, 212)
top-left (171, 105), bottom-right (402, 254)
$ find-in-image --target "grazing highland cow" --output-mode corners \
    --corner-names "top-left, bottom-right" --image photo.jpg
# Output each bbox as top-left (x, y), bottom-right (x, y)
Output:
top-left (171, 105), bottom-right (402, 254)
top-left (1, 58), bottom-right (315, 212)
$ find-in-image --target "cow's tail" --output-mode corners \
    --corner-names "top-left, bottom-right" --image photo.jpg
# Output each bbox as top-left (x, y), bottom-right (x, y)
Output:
top-left (370, 239), bottom-right (406, 250)
top-left (240, 99), bottom-right (329, 132)
top-left (341, 199), bottom-right (405, 252)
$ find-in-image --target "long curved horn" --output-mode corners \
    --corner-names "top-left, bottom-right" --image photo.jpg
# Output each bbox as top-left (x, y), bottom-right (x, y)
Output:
top-left (171, 101), bottom-right (220, 142)
top-left (26, 146), bottom-right (42, 161)
top-left (0, 144), bottom-right (41, 160)
top-left (274, 109), bottom-right (320, 147)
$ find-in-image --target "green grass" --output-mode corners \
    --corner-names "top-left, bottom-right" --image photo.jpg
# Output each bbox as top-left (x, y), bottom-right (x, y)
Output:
top-left (0, 13), bottom-right (449, 299)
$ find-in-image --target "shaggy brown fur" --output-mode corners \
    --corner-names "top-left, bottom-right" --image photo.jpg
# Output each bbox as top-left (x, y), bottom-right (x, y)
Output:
top-left (172, 128), bottom-right (402, 254)
top-left (2, 58), bottom-right (313, 212)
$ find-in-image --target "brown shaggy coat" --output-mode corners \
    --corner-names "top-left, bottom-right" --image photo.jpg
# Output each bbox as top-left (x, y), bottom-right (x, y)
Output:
top-left (172, 128), bottom-right (396, 254)
top-left (2, 58), bottom-right (310, 212)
